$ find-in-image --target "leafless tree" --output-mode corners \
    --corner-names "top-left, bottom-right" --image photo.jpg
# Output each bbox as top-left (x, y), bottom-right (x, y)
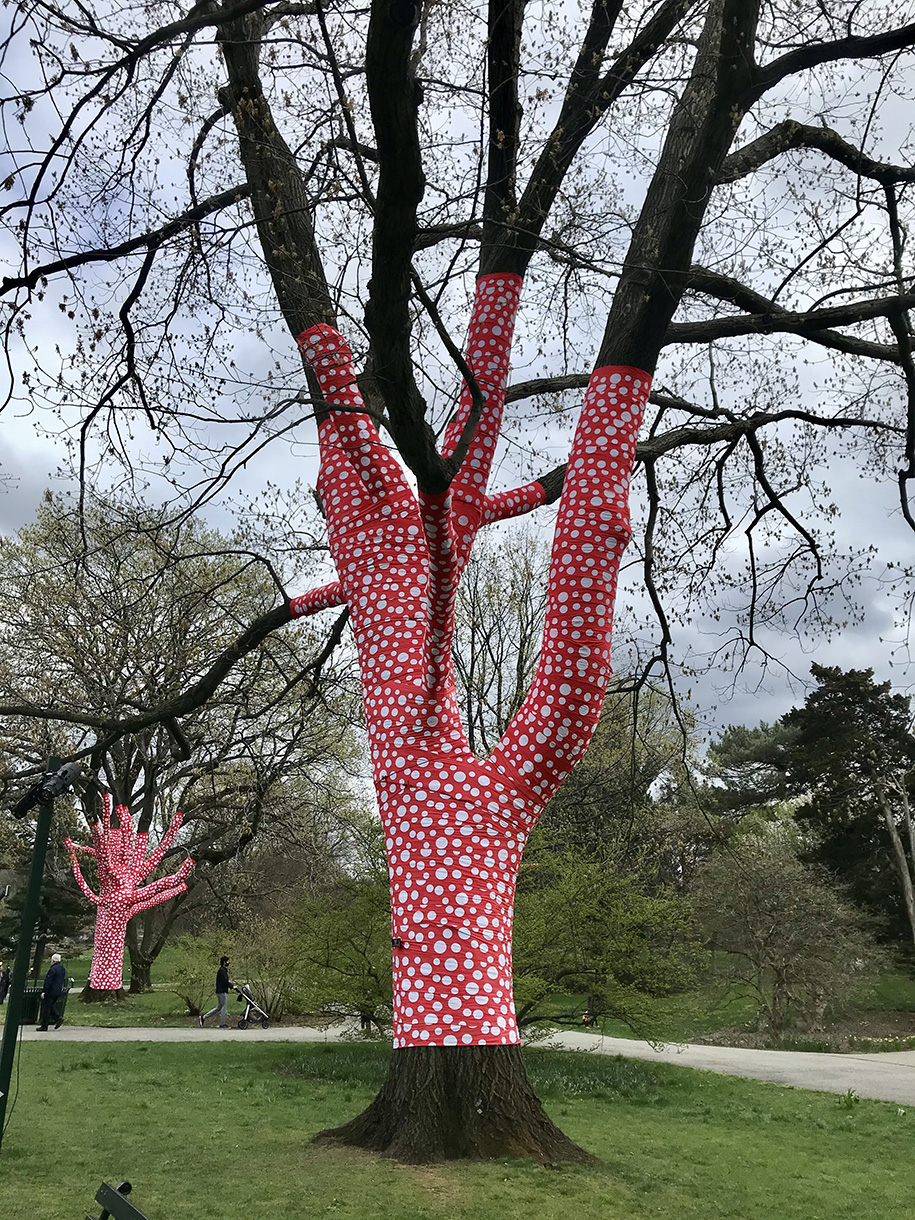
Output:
top-left (452, 527), bottom-right (549, 755)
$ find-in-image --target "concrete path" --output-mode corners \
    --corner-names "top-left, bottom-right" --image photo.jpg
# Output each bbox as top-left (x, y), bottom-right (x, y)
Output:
top-left (551, 1029), bottom-right (915, 1107)
top-left (18, 1023), bottom-right (350, 1043)
top-left (15, 1023), bottom-right (915, 1107)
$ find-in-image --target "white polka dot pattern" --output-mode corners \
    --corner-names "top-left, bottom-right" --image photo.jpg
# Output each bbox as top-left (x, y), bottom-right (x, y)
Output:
top-left (290, 581), bottom-right (345, 618)
top-left (295, 279), bottom-right (646, 1047)
top-left (489, 366), bottom-right (647, 801)
top-left (481, 481), bottom-right (546, 524)
top-left (423, 275), bottom-right (522, 688)
top-left (441, 274), bottom-right (522, 555)
top-left (67, 795), bottom-right (195, 991)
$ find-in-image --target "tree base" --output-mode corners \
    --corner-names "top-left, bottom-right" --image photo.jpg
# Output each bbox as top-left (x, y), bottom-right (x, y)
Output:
top-left (79, 985), bottom-right (126, 1003)
top-left (312, 1044), bottom-right (594, 1165)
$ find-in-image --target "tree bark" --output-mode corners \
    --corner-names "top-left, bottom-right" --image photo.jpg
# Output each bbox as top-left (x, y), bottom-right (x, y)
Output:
top-left (875, 780), bottom-right (915, 951)
top-left (79, 984), bottom-right (125, 1003)
top-left (128, 955), bottom-right (152, 994)
top-left (217, 10), bottom-right (334, 340)
top-left (313, 1045), bottom-right (593, 1164)
top-left (30, 935), bottom-right (47, 980)
top-left (125, 901), bottom-right (181, 994)
top-left (598, 0), bottom-right (761, 374)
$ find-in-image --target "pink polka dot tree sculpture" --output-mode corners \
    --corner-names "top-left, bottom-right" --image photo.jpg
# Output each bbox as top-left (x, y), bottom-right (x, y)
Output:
top-left (66, 795), bottom-right (194, 995)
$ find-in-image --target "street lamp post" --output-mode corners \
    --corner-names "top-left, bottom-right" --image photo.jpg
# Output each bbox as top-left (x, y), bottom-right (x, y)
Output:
top-left (0, 758), bottom-right (79, 1154)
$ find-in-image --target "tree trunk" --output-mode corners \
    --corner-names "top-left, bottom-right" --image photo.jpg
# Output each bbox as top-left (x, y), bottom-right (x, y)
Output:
top-left (876, 779), bottom-right (915, 952)
top-left (88, 902), bottom-right (129, 991)
top-left (897, 782), bottom-right (915, 892)
top-left (296, 277), bottom-right (645, 1166)
top-left (313, 1045), bottom-right (593, 1164)
top-left (79, 984), bottom-right (125, 1003)
top-left (126, 915), bottom-right (155, 993)
top-left (30, 934), bottom-right (47, 980)
top-left (128, 956), bottom-right (152, 993)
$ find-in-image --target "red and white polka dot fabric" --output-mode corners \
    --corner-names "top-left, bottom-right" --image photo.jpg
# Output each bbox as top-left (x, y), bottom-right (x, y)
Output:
top-left (290, 581), bottom-right (344, 619)
top-left (489, 365), bottom-right (646, 799)
top-left (481, 481), bottom-right (546, 524)
top-left (67, 795), bottom-right (194, 991)
top-left (295, 275), bottom-right (647, 1046)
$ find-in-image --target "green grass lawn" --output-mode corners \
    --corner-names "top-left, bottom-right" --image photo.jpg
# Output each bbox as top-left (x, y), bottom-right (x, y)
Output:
top-left (37, 949), bottom-right (194, 1028)
top-left (60, 986), bottom-right (195, 1027)
top-left (1, 1041), bottom-right (912, 1220)
top-left (868, 969), bottom-right (915, 1011)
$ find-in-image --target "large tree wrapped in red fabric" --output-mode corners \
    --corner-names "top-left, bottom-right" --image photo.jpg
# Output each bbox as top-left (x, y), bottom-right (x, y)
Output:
top-left (285, 274), bottom-right (646, 1160)
top-left (66, 796), bottom-right (194, 993)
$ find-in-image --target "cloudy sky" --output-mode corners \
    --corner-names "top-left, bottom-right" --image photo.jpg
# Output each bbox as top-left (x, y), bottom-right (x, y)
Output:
top-left (2, 364), bottom-right (911, 748)
top-left (1, 2), bottom-right (913, 748)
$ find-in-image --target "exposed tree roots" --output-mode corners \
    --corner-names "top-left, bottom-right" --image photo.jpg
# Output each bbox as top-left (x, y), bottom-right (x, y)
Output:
top-left (78, 985), bottom-right (125, 1003)
top-left (313, 1044), bottom-right (595, 1165)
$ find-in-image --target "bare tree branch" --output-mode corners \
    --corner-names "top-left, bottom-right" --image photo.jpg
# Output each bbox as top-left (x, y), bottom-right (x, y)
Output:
top-left (668, 292), bottom-right (915, 356)
top-left (492, 0), bottom-right (693, 277)
top-left (0, 187), bottom-right (250, 296)
top-left (479, 0), bottom-right (528, 272)
top-left (218, 6), bottom-right (335, 339)
top-left (361, 0), bottom-right (445, 491)
top-left (749, 22), bottom-right (915, 105)
top-left (528, 406), bottom-right (900, 505)
top-left (599, 0), bottom-right (762, 371)
top-left (719, 120), bottom-right (915, 186)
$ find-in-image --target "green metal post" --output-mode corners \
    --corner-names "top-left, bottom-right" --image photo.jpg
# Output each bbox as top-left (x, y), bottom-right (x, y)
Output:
top-left (0, 756), bottom-right (60, 1154)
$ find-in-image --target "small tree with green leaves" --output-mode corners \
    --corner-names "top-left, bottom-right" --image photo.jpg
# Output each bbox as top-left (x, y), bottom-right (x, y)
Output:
top-left (167, 931), bottom-right (237, 1018)
top-left (513, 844), bottom-right (705, 1037)
top-left (295, 877), bottom-right (395, 1035)
top-left (693, 827), bottom-right (879, 1042)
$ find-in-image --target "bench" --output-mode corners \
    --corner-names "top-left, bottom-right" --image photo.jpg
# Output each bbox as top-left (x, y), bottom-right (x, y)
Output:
top-left (85, 1180), bottom-right (149, 1220)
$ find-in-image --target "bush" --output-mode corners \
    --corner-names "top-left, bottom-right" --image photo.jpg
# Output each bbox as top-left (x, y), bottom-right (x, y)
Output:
top-left (693, 829), bottom-right (883, 1041)
top-left (513, 847), bottom-right (706, 1037)
top-left (168, 921), bottom-right (302, 1020)
top-left (291, 877), bottom-right (393, 1033)
top-left (232, 918), bottom-right (300, 1019)
top-left (167, 931), bottom-right (237, 1016)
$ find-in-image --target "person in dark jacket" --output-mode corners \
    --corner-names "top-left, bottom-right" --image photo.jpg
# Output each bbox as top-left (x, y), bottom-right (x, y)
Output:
top-left (199, 956), bottom-right (232, 1029)
top-left (0, 961), bottom-right (10, 1004)
top-left (37, 953), bottom-right (67, 1030)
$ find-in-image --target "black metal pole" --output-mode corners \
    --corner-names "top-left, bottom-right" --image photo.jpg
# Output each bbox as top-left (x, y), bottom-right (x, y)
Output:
top-left (0, 755), bottom-right (60, 1154)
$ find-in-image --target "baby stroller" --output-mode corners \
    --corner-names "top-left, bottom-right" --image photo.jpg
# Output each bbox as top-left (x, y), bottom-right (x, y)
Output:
top-left (235, 983), bottom-right (270, 1030)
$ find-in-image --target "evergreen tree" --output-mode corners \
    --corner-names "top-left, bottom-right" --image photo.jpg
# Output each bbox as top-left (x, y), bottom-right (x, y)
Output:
top-left (784, 665), bottom-right (915, 948)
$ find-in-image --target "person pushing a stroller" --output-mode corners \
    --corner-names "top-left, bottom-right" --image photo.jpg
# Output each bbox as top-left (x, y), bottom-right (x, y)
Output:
top-left (199, 955), bottom-right (232, 1029)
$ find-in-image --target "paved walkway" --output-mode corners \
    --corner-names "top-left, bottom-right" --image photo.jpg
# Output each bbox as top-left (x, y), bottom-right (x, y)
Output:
top-left (551, 1030), bottom-right (915, 1107)
top-left (16, 1023), bottom-right (915, 1107)
top-left (18, 1023), bottom-right (348, 1044)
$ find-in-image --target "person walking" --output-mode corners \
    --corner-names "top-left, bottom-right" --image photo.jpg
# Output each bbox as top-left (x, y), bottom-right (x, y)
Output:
top-left (199, 956), bottom-right (232, 1029)
top-left (37, 953), bottom-right (67, 1030)
top-left (0, 961), bottom-right (10, 1004)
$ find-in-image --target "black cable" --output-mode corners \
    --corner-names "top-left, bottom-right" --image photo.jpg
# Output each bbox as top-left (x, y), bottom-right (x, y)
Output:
top-left (1, 1020), bottom-right (25, 1141)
